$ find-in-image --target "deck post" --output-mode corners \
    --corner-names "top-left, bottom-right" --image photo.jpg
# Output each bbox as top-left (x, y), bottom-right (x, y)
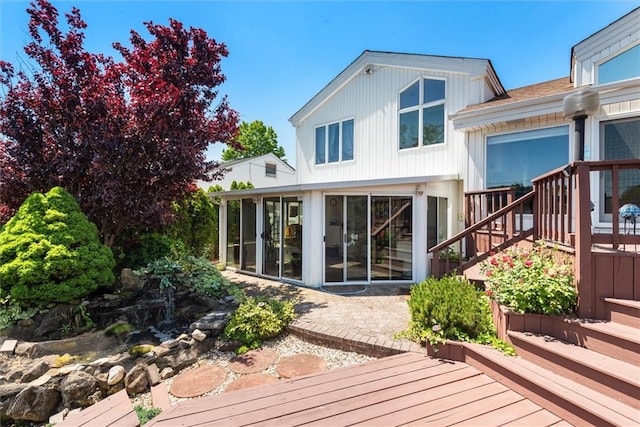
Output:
top-left (574, 163), bottom-right (593, 318)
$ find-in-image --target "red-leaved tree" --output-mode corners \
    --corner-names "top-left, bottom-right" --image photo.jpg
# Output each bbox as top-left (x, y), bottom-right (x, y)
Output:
top-left (0, 0), bottom-right (239, 246)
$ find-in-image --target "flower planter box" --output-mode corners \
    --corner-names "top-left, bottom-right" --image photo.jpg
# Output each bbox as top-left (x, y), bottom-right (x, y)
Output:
top-left (489, 299), bottom-right (574, 343)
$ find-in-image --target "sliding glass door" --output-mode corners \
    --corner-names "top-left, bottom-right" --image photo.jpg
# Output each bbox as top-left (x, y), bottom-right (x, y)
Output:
top-left (226, 199), bottom-right (256, 271)
top-left (324, 195), bottom-right (368, 283)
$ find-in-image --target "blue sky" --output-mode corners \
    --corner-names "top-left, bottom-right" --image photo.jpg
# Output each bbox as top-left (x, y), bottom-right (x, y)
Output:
top-left (1, 1), bottom-right (637, 167)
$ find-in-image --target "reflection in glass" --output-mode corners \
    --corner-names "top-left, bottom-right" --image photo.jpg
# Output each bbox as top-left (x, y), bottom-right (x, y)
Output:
top-left (226, 200), bottom-right (240, 268)
top-left (263, 198), bottom-right (281, 277)
top-left (241, 199), bottom-right (256, 272)
top-left (371, 196), bottom-right (413, 280)
top-left (283, 198), bottom-right (303, 280)
top-left (400, 110), bottom-right (419, 149)
top-left (598, 44), bottom-right (640, 84)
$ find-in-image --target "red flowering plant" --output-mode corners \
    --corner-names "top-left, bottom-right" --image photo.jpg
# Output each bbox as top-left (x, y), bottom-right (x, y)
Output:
top-left (480, 241), bottom-right (577, 315)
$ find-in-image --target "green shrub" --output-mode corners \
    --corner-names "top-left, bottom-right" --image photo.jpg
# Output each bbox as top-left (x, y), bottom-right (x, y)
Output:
top-left (135, 255), bottom-right (242, 299)
top-left (167, 189), bottom-right (218, 259)
top-left (0, 187), bottom-right (115, 306)
top-left (480, 242), bottom-right (577, 315)
top-left (0, 296), bottom-right (38, 331)
top-left (179, 255), bottom-right (242, 300)
top-left (134, 405), bottom-right (162, 425)
top-left (115, 232), bottom-right (182, 270)
top-left (406, 275), bottom-right (495, 347)
top-left (223, 297), bottom-right (296, 352)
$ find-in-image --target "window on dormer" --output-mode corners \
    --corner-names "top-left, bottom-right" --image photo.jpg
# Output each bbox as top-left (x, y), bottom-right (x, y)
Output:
top-left (315, 119), bottom-right (354, 164)
top-left (598, 44), bottom-right (640, 84)
top-left (399, 78), bottom-right (445, 150)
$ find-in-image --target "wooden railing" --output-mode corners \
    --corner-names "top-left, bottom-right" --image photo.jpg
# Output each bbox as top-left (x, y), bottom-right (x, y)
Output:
top-left (430, 191), bottom-right (534, 278)
top-left (465, 187), bottom-right (516, 228)
top-left (430, 159), bottom-right (640, 318)
top-left (534, 160), bottom-right (640, 318)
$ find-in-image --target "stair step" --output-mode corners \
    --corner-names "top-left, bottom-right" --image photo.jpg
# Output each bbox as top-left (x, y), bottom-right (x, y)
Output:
top-left (464, 343), bottom-right (639, 426)
top-left (560, 318), bottom-right (640, 363)
top-left (603, 298), bottom-right (640, 328)
top-left (508, 330), bottom-right (639, 409)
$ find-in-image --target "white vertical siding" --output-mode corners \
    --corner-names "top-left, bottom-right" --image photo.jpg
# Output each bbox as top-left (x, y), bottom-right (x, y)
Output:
top-left (573, 9), bottom-right (639, 86)
top-left (296, 66), bottom-right (482, 185)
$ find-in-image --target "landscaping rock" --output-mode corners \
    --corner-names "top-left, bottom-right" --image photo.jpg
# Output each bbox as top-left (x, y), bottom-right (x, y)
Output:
top-left (160, 367), bottom-right (174, 380)
top-left (5, 386), bottom-right (60, 422)
top-left (60, 371), bottom-right (99, 407)
top-left (107, 365), bottom-right (125, 386)
top-left (20, 360), bottom-right (50, 383)
top-left (124, 364), bottom-right (148, 395)
top-left (191, 329), bottom-right (207, 342)
top-left (120, 268), bottom-right (142, 292)
top-left (147, 363), bottom-right (161, 386)
top-left (156, 347), bottom-right (199, 371)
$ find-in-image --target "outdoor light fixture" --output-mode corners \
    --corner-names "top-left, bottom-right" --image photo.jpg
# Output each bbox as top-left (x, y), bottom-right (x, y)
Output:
top-left (562, 89), bottom-right (600, 161)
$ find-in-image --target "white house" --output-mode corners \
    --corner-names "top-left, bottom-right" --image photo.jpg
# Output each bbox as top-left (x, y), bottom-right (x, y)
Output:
top-left (216, 8), bottom-right (639, 288)
top-left (198, 153), bottom-right (296, 191)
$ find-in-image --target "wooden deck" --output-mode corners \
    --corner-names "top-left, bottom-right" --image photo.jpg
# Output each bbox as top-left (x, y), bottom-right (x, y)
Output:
top-left (56, 389), bottom-right (138, 427)
top-left (148, 352), bottom-right (570, 426)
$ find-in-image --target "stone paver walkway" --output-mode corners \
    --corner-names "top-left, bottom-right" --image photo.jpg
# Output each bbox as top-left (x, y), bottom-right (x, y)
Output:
top-left (221, 271), bottom-right (423, 357)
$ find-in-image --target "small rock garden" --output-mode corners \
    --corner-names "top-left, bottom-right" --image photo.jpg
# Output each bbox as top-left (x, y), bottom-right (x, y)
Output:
top-left (0, 187), bottom-right (301, 425)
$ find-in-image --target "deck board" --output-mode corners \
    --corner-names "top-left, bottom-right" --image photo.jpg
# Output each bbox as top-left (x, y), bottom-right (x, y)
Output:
top-left (148, 353), bottom-right (567, 426)
top-left (56, 389), bottom-right (138, 427)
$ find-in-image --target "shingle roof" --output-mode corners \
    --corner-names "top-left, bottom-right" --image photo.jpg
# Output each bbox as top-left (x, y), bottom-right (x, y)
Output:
top-left (460, 77), bottom-right (574, 112)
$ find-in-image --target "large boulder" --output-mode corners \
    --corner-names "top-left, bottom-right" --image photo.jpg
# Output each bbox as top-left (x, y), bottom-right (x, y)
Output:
top-left (60, 371), bottom-right (99, 407)
top-left (5, 386), bottom-right (60, 422)
top-left (124, 364), bottom-right (149, 395)
top-left (20, 360), bottom-right (49, 383)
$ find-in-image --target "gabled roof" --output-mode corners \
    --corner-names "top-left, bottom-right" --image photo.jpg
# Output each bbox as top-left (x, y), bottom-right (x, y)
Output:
top-left (452, 77), bottom-right (577, 130)
top-left (289, 50), bottom-right (506, 127)
top-left (221, 152), bottom-right (295, 173)
top-left (459, 77), bottom-right (573, 113)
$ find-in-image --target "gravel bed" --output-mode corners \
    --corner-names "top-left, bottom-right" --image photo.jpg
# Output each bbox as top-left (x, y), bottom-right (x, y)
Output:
top-left (133, 333), bottom-right (376, 408)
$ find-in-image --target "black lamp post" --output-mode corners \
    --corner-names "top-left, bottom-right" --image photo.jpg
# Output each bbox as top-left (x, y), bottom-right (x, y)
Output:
top-left (562, 89), bottom-right (600, 161)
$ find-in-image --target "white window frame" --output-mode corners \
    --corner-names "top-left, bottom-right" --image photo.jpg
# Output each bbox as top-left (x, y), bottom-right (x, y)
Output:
top-left (596, 42), bottom-right (640, 85)
top-left (314, 118), bottom-right (355, 165)
top-left (265, 162), bottom-right (276, 177)
top-left (398, 77), bottom-right (446, 150)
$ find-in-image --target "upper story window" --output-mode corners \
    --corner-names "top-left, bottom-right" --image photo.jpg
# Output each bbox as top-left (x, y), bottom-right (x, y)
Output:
top-left (598, 44), bottom-right (640, 84)
top-left (399, 78), bottom-right (445, 149)
top-left (315, 119), bottom-right (354, 165)
top-left (265, 162), bottom-right (276, 177)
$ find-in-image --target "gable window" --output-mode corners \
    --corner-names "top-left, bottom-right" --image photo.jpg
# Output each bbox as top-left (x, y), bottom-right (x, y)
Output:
top-left (599, 118), bottom-right (640, 218)
top-left (487, 126), bottom-right (569, 208)
top-left (315, 119), bottom-right (354, 164)
top-left (598, 44), bottom-right (640, 85)
top-left (265, 162), bottom-right (276, 177)
top-left (399, 78), bottom-right (445, 149)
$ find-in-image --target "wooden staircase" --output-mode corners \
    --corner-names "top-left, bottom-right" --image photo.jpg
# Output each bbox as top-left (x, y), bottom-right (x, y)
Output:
top-left (438, 297), bottom-right (640, 426)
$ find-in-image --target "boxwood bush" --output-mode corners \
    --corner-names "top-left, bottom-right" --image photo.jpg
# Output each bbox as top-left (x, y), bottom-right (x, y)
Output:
top-left (407, 275), bottom-right (495, 346)
top-left (0, 187), bottom-right (115, 306)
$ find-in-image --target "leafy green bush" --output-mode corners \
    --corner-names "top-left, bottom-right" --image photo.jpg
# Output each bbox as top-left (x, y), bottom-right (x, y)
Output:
top-left (115, 232), bottom-right (182, 270)
top-left (406, 276), bottom-right (495, 348)
top-left (135, 255), bottom-right (242, 299)
top-left (223, 297), bottom-right (296, 353)
top-left (480, 242), bottom-right (577, 315)
top-left (167, 188), bottom-right (218, 258)
top-left (134, 405), bottom-right (162, 425)
top-left (180, 255), bottom-right (243, 300)
top-left (0, 187), bottom-right (115, 306)
top-left (0, 296), bottom-right (38, 331)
